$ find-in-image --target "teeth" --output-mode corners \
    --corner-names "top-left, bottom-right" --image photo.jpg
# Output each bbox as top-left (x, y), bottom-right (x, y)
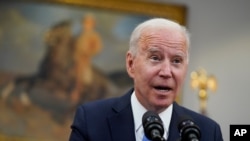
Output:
top-left (159, 89), bottom-right (169, 91)
top-left (155, 87), bottom-right (170, 91)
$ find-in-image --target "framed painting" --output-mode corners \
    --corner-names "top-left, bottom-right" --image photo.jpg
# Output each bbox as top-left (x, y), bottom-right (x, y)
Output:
top-left (0, 0), bottom-right (186, 140)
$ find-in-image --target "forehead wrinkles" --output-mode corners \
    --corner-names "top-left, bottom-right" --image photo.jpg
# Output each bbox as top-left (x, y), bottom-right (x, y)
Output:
top-left (138, 29), bottom-right (187, 53)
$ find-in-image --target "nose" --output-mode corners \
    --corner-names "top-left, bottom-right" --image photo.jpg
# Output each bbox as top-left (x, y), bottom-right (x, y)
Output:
top-left (159, 61), bottom-right (172, 78)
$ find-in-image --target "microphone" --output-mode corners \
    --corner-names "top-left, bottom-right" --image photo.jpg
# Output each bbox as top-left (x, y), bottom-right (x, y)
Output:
top-left (142, 111), bottom-right (166, 141)
top-left (178, 116), bottom-right (201, 141)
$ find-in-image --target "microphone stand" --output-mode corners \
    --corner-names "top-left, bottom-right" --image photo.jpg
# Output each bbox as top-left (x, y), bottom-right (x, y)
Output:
top-left (178, 137), bottom-right (199, 141)
top-left (151, 136), bottom-right (166, 141)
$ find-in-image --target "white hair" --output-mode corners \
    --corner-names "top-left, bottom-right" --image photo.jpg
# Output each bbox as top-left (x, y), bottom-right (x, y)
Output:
top-left (129, 18), bottom-right (190, 62)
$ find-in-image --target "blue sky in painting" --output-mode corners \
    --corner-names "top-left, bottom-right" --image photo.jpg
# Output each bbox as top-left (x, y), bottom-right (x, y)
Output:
top-left (0, 2), bottom-right (150, 74)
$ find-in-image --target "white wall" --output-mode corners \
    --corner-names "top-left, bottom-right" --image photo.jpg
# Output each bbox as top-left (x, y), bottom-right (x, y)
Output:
top-left (151, 0), bottom-right (250, 140)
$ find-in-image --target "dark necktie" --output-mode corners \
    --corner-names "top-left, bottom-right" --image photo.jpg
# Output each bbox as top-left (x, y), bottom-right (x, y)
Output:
top-left (142, 135), bottom-right (150, 141)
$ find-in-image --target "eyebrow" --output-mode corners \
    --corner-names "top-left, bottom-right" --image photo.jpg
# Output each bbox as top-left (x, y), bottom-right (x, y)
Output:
top-left (175, 53), bottom-right (187, 60)
top-left (147, 47), bottom-right (187, 58)
top-left (147, 47), bottom-right (162, 53)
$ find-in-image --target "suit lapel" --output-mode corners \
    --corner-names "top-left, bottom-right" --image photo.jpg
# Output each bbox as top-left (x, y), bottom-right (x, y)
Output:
top-left (107, 89), bottom-right (136, 141)
top-left (106, 91), bottom-right (184, 141)
top-left (167, 102), bottom-right (183, 141)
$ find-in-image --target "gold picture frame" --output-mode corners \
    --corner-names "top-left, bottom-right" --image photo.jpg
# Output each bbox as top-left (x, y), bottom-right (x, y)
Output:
top-left (38, 0), bottom-right (186, 103)
top-left (24, 0), bottom-right (187, 25)
top-left (0, 0), bottom-right (186, 140)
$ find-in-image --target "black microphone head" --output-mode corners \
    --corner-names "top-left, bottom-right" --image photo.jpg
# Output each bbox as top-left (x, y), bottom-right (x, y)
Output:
top-left (142, 111), bottom-right (164, 140)
top-left (178, 115), bottom-right (201, 141)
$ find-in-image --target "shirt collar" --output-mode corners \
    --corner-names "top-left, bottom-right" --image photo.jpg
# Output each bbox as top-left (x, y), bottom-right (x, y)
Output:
top-left (131, 90), bottom-right (173, 135)
top-left (131, 91), bottom-right (147, 132)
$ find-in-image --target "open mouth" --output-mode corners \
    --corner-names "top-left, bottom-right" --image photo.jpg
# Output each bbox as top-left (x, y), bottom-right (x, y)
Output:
top-left (154, 86), bottom-right (172, 91)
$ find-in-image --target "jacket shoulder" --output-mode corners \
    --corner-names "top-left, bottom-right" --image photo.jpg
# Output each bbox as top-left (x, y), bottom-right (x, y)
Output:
top-left (173, 103), bottom-right (220, 127)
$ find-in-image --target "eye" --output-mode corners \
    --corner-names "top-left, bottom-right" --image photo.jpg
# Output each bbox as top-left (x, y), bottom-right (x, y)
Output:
top-left (150, 55), bottom-right (161, 61)
top-left (172, 57), bottom-right (183, 64)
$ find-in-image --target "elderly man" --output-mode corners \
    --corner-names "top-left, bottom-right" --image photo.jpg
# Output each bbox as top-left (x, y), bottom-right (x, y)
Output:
top-left (69, 18), bottom-right (223, 141)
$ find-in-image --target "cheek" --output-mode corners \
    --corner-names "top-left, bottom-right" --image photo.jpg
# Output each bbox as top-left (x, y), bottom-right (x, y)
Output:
top-left (134, 64), bottom-right (156, 84)
top-left (175, 68), bottom-right (187, 85)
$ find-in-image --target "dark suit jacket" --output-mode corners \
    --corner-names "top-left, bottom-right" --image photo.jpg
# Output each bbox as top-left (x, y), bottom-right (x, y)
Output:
top-left (69, 88), bottom-right (223, 141)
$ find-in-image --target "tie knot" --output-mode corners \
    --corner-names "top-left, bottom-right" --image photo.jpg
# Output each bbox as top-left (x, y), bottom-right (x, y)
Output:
top-left (142, 135), bottom-right (150, 141)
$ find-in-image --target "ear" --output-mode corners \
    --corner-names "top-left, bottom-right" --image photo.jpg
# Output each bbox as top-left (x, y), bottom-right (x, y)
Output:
top-left (126, 52), bottom-right (135, 78)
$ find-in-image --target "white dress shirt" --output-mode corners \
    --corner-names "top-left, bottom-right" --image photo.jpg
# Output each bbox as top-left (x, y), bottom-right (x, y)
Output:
top-left (131, 91), bottom-right (173, 141)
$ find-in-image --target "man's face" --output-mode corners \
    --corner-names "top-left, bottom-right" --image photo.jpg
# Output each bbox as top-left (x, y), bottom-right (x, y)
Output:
top-left (126, 27), bottom-right (188, 112)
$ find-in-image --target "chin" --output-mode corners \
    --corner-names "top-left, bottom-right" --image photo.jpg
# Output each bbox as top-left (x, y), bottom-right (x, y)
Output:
top-left (157, 100), bottom-right (173, 108)
top-left (152, 105), bottom-right (170, 113)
